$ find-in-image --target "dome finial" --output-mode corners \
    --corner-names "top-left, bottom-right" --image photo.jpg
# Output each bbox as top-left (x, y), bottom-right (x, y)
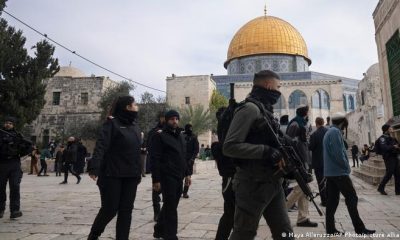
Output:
top-left (264, 2), bottom-right (267, 16)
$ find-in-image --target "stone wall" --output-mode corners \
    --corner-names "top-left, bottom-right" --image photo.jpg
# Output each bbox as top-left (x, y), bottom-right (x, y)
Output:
top-left (28, 75), bottom-right (118, 145)
top-left (346, 64), bottom-right (386, 145)
top-left (166, 75), bottom-right (216, 146)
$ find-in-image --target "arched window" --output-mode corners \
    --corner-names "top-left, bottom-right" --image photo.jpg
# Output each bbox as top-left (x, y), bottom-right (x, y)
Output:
top-left (289, 90), bottom-right (308, 109)
top-left (349, 95), bottom-right (355, 111)
top-left (312, 89), bottom-right (330, 110)
top-left (343, 94), bottom-right (348, 111)
top-left (361, 91), bottom-right (365, 105)
top-left (273, 95), bottom-right (286, 110)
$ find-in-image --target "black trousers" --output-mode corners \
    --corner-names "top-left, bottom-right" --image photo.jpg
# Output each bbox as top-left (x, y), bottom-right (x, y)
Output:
top-left (314, 168), bottom-right (326, 205)
top-left (55, 161), bottom-right (63, 176)
top-left (0, 161), bottom-right (22, 213)
top-left (378, 157), bottom-right (400, 193)
top-left (63, 163), bottom-right (80, 182)
top-left (352, 154), bottom-right (359, 167)
top-left (38, 159), bottom-right (47, 175)
top-left (152, 189), bottom-right (161, 218)
top-left (326, 176), bottom-right (365, 233)
top-left (183, 160), bottom-right (194, 195)
top-left (89, 176), bottom-right (140, 240)
top-left (154, 175), bottom-right (182, 240)
top-left (216, 176), bottom-right (235, 240)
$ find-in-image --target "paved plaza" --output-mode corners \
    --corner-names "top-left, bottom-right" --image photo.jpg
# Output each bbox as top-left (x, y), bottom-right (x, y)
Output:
top-left (1, 161), bottom-right (400, 240)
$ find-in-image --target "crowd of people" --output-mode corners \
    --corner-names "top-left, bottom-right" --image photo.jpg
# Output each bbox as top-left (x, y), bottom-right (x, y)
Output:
top-left (1, 70), bottom-right (400, 240)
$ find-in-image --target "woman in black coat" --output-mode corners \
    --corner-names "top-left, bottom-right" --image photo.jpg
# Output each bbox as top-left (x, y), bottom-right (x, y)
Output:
top-left (87, 96), bottom-right (142, 240)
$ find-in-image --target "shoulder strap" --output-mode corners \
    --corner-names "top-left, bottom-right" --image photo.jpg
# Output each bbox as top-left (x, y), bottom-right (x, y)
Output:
top-left (245, 97), bottom-right (274, 118)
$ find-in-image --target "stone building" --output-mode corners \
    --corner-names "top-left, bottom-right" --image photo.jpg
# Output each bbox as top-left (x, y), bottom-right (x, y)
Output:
top-left (373, 0), bottom-right (400, 139)
top-left (347, 63), bottom-right (386, 145)
top-left (28, 66), bottom-right (118, 148)
top-left (167, 13), bottom-right (359, 145)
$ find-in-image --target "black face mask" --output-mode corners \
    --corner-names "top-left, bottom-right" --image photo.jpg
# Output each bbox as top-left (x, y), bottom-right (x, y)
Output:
top-left (117, 110), bottom-right (138, 124)
top-left (250, 86), bottom-right (282, 105)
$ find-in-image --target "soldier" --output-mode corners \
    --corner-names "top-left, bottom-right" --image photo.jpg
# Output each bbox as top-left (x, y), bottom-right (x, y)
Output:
top-left (0, 117), bottom-right (31, 219)
top-left (286, 106), bottom-right (318, 227)
top-left (223, 70), bottom-right (293, 240)
top-left (377, 124), bottom-right (400, 195)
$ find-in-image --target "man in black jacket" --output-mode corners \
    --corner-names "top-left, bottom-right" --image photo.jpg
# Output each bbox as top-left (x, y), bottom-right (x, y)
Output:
top-left (147, 112), bottom-right (165, 221)
top-left (60, 137), bottom-right (81, 184)
top-left (182, 124), bottom-right (199, 198)
top-left (377, 124), bottom-right (400, 195)
top-left (309, 117), bottom-right (328, 206)
top-left (0, 117), bottom-right (31, 219)
top-left (152, 110), bottom-right (190, 240)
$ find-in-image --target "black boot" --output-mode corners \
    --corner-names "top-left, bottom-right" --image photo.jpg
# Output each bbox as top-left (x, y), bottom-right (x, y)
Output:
top-left (10, 211), bottom-right (23, 219)
top-left (77, 175), bottom-right (81, 184)
top-left (0, 210), bottom-right (4, 218)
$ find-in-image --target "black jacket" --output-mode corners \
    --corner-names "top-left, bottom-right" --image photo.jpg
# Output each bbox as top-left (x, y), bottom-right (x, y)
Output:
top-left (89, 118), bottom-right (142, 178)
top-left (75, 143), bottom-right (87, 173)
top-left (63, 142), bottom-right (78, 164)
top-left (151, 126), bottom-right (188, 183)
top-left (351, 145), bottom-right (359, 155)
top-left (147, 123), bottom-right (163, 172)
top-left (378, 134), bottom-right (399, 161)
top-left (309, 126), bottom-right (328, 170)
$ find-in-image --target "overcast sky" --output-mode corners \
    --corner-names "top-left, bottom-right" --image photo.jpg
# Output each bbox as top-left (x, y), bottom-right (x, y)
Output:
top-left (2, 0), bottom-right (379, 98)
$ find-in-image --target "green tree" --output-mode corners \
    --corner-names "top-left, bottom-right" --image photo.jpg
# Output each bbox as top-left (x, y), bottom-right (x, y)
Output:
top-left (209, 90), bottom-right (228, 112)
top-left (179, 105), bottom-right (212, 135)
top-left (209, 90), bottom-right (228, 132)
top-left (97, 81), bottom-right (134, 120)
top-left (138, 91), bottom-right (166, 137)
top-left (0, 0), bottom-right (59, 129)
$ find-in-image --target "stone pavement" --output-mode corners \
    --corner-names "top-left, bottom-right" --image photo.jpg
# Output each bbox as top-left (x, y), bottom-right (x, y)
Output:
top-left (1, 161), bottom-right (400, 240)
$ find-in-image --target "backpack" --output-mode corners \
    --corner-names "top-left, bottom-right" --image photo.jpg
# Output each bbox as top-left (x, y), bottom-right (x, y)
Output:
top-left (211, 99), bottom-right (240, 176)
top-left (212, 97), bottom-right (268, 172)
top-left (373, 137), bottom-right (383, 155)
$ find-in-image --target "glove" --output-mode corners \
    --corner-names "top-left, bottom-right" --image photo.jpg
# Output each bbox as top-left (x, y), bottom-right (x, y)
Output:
top-left (263, 146), bottom-right (283, 165)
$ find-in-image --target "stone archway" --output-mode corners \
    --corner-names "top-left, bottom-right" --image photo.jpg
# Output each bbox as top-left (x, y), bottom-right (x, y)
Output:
top-left (273, 95), bottom-right (287, 116)
top-left (311, 89), bottom-right (331, 122)
top-left (288, 90), bottom-right (308, 117)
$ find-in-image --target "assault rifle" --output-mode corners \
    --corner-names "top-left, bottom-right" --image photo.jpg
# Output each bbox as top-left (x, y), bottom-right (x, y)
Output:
top-left (241, 95), bottom-right (323, 216)
top-left (257, 110), bottom-right (323, 216)
top-left (0, 128), bottom-right (33, 157)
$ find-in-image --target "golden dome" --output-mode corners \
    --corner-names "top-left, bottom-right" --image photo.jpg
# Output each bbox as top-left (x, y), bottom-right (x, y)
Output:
top-left (225, 16), bottom-right (311, 67)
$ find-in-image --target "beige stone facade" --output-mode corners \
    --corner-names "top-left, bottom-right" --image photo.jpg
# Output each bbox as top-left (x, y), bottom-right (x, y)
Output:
top-left (166, 74), bottom-right (216, 146)
top-left (373, 0), bottom-right (400, 138)
top-left (28, 66), bottom-right (118, 148)
top-left (347, 64), bottom-right (386, 145)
